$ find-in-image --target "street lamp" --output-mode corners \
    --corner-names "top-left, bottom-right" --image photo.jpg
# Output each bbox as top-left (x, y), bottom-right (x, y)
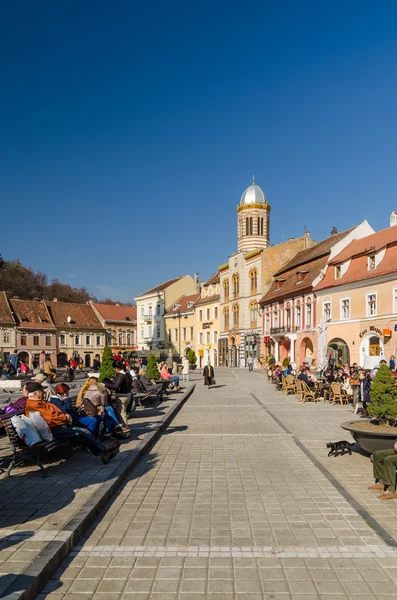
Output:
top-left (67, 315), bottom-right (74, 358)
top-left (172, 305), bottom-right (188, 358)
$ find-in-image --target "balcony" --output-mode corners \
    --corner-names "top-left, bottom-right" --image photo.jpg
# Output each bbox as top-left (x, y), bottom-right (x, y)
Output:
top-left (143, 314), bottom-right (153, 322)
top-left (270, 327), bottom-right (286, 336)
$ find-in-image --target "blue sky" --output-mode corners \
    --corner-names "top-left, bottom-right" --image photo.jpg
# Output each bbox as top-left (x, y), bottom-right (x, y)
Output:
top-left (1, 0), bottom-right (397, 302)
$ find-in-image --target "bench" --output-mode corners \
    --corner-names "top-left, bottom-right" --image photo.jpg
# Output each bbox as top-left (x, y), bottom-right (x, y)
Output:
top-left (0, 409), bottom-right (66, 478)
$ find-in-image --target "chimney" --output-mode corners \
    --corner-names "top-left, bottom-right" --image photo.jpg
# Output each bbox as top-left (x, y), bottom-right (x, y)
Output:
top-left (34, 297), bottom-right (40, 302)
top-left (390, 211), bottom-right (397, 227)
top-left (52, 298), bottom-right (58, 302)
top-left (303, 228), bottom-right (310, 249)
top-left (194, 272), bottom-right (200, 293)
top-left (115, 303), bottom-right (120, 306)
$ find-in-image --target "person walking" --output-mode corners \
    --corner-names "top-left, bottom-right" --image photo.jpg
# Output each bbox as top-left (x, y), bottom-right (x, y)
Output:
top-left (182, 355), bottom-right (190, 382)
top-left (248, 354), bottom-right (254, 372)
top-left (203, 360), bottom-right (215, 389)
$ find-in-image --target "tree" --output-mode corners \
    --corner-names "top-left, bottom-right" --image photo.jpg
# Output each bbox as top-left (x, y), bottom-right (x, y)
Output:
top-left (187, 349), bottom-right (197, 366)
top-left (98, 346), bottom-right (116, 382)
top-left (368, 365), bottom-right (397, 424)
top-left (146, 353), bottom-right (160, 380)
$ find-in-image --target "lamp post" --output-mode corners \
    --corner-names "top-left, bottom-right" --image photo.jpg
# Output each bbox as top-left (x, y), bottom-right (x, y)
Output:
top-left (172, 305), bottom-right (188, 359)
top-left (67, 315), bottom-right (74, 359)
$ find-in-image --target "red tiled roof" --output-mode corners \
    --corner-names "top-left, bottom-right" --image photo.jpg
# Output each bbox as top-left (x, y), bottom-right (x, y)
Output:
top-left (315, 237), bottom-right (397, 291)
top-left (136, 277), bottom-right (183, 297)
top-left (164, 294), bottom-right (200, 316)
top-left (10, 299), bottom-right (56, 330)
top-left (260, 255), bottom-right (329, 304)
top-left (194, 293), bottom-right (220, 306)
top-left (46, 301), bottom-right (103, 329)
top-left (204, 272), bottom-right (220, 285)
top-left (0, 292), bottom-right (15, 325)
top-left (274, 229), bottom-right (353, 276)
top-left (329, 225), bottom-right (397, 265)
top-left (94, 303), bottom-right (136, 323)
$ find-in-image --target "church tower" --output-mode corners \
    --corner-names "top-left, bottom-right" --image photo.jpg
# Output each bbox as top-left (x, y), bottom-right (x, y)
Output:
top-left (237, 178), bottom-right (271, 252)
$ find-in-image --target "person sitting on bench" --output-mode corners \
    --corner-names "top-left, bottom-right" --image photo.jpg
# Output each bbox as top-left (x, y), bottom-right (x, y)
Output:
top-left (25, 382), bottom-right (119, 464)
top-left (368, 441), bottom-right (397, 500)
top-left (104, 361), bottom-right (132, 428)
top-left (160, 363), bottom-right (179, 390)
top-left (139, 370), bottom-right (164, 400)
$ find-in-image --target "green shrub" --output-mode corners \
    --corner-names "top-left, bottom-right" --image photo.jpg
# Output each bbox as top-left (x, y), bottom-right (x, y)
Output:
top-left (282, 357), bottom-right (289, 367)
top-left (187, 349), bottom-right (197, 366)
top-left (368, 364), bottom-right (397, 424)
top-left (146, 353), bottom-right (160, 380)
top-left (98, 346), bottom-right (116, 382)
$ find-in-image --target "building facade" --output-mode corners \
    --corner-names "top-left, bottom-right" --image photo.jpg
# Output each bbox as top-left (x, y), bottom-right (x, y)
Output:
top-left (194, 273), bottom-right (220, 367)
top-left (219, 180), bottom-right (317, 367)
top-left (0, 292), bottom-right (16, 361)
top-left (46, 301), bottom-right (106, 368)
top-left (164, 293), bottom-right (200, 358)
top-left (135, 275), bottom-right (199, 351)
top-left (9, 298), bottom-right (57, 368)
top-left (314, 219), bottom-right (397, 368)
top-left (260, 221), bottom-right (374, 367)
top-left (91, 303), bottom-right (137, 356)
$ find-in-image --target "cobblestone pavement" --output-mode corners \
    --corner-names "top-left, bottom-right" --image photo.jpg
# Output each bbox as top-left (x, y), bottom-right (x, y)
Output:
top-left (38, 369), bottom-right (397, 600)
top-left (0, 385), bottom-right (193, 596)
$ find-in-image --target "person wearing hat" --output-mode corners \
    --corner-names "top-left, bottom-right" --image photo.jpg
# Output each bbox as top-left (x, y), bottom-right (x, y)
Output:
top-left (25, 382), bottom-right (119, 464)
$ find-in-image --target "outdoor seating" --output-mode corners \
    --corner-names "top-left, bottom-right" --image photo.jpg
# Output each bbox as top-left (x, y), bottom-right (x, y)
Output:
top-left (285, 374), bottom-right (296, 394)
top-left (300, 381), bottom-right (318, 403)
top-left (0, 409), bottom-right (65, 478)
top-left (295, 378), bottom-right (304, 402)
top-left (329, 382), bottom-right (349, 405)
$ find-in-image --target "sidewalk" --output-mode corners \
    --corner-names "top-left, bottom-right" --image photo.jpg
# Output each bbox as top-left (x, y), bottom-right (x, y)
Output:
top-left (40, 368), bottom-right (397, 600)
top-left (0, 381), bottom-right (196, 600)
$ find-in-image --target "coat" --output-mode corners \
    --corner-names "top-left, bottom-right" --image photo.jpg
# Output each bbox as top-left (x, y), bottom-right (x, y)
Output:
top-left (203, 365), bottom-right (214, 386)
top-left (182, 358), bottom-right (190, 375)
top-left (26, 398), bottom-right (68, 428)
top-left (358, 378), bottom-right (371, 403)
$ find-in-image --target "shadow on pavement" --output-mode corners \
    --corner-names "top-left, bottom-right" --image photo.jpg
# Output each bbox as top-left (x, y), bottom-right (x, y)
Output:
top-left (162, 425), bottom-right (188, 435)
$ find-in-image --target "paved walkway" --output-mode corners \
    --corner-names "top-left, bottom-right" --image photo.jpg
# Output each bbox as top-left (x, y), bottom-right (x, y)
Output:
top-left (37, 369), bottom-right (397, 599)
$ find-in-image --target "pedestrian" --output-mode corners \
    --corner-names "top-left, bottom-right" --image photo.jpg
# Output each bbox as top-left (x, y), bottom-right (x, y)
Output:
top-left (390, 355), bottom-right (395, 371)
top-left (182, 355), bottom-right (190, 382)
top-left (358, 370), bottom-right (371, 417)
top-left (248, 354), bottom-right (254, 372)
top-left (203, 360), bottom-right (215, 389)
top-left (9, 350), bottom-right (19, 376)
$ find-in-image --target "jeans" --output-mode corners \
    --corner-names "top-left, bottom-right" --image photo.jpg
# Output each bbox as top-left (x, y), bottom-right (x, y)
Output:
top-left (248, 364), bottom-right (253, 372)
top-left (104, 406), bottom-right (121, 433)
top-left (170, 376), bottom-right (179, 387)
top-left (79, 415), bottom-right (101, 437)
top-left (182, 374), bottom-right (189, 381)
top-left (51, 425), bottom-right (105, 456)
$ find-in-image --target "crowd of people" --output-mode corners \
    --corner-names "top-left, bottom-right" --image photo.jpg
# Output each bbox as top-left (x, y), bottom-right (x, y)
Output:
top-left (0, 351), bottom-right (187, 466)
top-left (268, 355), bottom-right (396, 416)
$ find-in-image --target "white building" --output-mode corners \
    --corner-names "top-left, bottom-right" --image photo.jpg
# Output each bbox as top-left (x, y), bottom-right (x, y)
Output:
top-left (134, 275), bottom-right (198, 351)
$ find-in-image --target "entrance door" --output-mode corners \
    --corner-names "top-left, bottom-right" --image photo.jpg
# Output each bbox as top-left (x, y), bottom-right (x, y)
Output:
top-left (369, 336), bottom-right (381, 356)
top-left (85, 354), bottom-right (91, 368)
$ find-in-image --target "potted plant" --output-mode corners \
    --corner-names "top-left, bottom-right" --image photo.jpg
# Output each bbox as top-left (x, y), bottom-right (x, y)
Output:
top-left (146, 353), bottom-right (160, 380)
top-left (341, 365), bottom-right (397, 453)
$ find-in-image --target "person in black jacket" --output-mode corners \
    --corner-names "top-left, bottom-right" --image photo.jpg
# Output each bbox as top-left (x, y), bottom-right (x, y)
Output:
top-left (297, 368), bottom-right (314, 388)
top-left (104, 360), bottom-right (132, 427)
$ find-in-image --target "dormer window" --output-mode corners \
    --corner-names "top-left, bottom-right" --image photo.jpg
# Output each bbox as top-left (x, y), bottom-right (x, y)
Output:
top-left (335, 266), bottom-right (341, 279)
top-left (368, 255), bottom-right (376, 270)
top-left (275, 279), bottom-right (285, 290)
top-left (296, 271), bottom-right (308, 283)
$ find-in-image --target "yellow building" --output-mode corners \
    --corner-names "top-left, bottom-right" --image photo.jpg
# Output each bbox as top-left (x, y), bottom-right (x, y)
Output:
top-left (194, 273), bottom-right (220, 367)
top-left (91, 303), bottom-right (137, 356)
top-left (164, 293), bottom-right (200, 358)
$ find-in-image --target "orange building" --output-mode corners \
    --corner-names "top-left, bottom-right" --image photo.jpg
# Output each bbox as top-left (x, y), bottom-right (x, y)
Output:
top-left (314, 219), bottom-right (397, 368)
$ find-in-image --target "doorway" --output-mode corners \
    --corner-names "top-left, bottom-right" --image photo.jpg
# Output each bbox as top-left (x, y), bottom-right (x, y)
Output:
top-left (369, 336), bottom-right (381, 356)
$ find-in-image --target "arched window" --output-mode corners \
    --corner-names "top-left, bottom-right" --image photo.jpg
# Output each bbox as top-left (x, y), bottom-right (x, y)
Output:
top-left (126, 330), bottom-right (132, 346)
top-left (232, 304), bottom-right (240, 328)
top-left (223, 279), bottom-right (229, 301)
top-left (249, 300), bottom-right (257, 325)
top-left (118, 330), bottom-right (124, 345)
top-left (249, 269), bottom-right (258, 294)
top-left (249, 217), bottom-right (253, 235)
top-left (257, 217), bottom-right (264, 236)
top-left (232, 274), bottom-right (239, 298)
top-left (245, 217), bottom-right (253, 235)
top-left (223, 307), bottom-right (230, 330)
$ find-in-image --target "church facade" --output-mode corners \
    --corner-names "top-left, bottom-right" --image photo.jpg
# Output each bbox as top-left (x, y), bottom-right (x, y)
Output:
top-left (219, 180), bottom-right (316, 367)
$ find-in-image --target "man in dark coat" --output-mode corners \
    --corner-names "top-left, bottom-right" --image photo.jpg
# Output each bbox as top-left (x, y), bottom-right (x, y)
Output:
top-left (203, 361), bottom-right (215, 389)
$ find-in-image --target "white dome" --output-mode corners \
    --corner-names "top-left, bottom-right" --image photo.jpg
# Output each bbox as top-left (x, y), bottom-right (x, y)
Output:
top-left (240, 183), bottom-right (267, 205)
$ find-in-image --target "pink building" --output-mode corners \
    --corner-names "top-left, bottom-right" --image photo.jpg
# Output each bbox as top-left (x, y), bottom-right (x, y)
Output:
top-left (9, 298), bottom-right (57, 368)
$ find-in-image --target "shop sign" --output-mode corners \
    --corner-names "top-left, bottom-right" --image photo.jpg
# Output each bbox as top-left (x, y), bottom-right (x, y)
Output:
top-left (245, 335), bottom-right (256, 343)
top-left (359, 326), bottom-right (383, 338)
top-left (202, 322), bottom-right (212, 329)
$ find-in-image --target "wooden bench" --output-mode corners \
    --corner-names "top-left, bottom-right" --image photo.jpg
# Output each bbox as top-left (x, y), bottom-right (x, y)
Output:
top-left (0, 409), bottom-right (65, 478)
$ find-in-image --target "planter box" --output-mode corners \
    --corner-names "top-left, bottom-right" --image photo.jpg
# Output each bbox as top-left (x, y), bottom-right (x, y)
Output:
top-left (341, 420), bottom-right (397, 453)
